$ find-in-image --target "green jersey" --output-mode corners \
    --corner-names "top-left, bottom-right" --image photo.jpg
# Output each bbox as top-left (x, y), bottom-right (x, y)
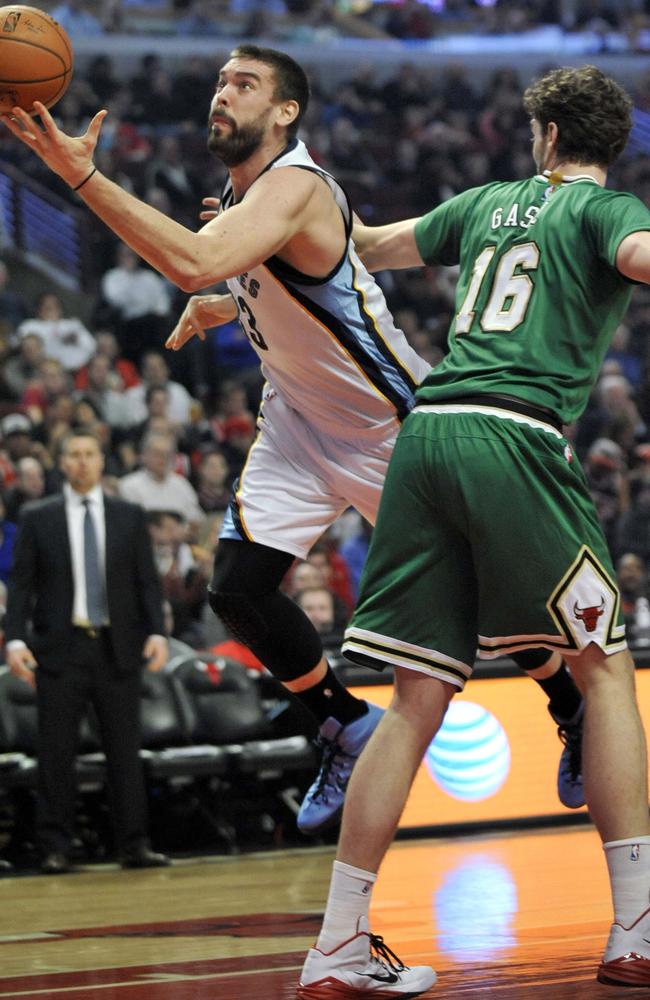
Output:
top-left (414, 174), bottom-right (650, 422)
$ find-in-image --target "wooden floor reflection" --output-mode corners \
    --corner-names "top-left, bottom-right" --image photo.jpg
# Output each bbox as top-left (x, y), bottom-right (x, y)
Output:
top-left (0, 825), bottom-right (648, 998)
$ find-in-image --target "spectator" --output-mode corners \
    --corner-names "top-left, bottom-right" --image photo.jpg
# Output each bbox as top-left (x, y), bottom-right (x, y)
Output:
top-left (118, 430), bottom-right (204, 531)
top-left (127, 385), bottom-right (171, 445)
top-left (616, 552), bottom-right (649, 627)
top-left (21, 359), bottom-right (73, 428)
top-left (306, 540), bottom-right (355, 617)
top-left (194, 449), bottom-right (232, 514)
top-left (3, 333), bottom-right (46, 400)
top-left (585, 437), bottom-right (629, 554)
top-left (210, 378), bottom-right (256, 436)
top-left (296, 584), bottom-right (349, 638)
top-left (75, 330), bottom-right (140, 391)
top-left (147, 510), bottom-right (208, 646)
top-left (0, 414), bottom-right (36, 488)
top-left (16, 293), bottom-right (96, 374)
top-left (219, 413), bottom-right (256, 479)
top-left (289, 558), bottom-right (328, 594)
top-left (75, 353), bottom-right (132, 430)
top-left (4, 457), bottom-right (46, 522)
top-left (124, 351), bottom-right (196, 427)
top-left (96, 244), bottom-right (172, 364)
top-left (145, 135), bottom-right (199, 214)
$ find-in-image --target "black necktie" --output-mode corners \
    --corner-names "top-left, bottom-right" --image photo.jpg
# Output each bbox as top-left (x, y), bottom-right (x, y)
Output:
top-left (82, 498), bottom-right (106, 626)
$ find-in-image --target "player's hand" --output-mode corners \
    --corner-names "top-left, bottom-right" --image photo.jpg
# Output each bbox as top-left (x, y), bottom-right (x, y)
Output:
top-left (165, 293), bottom-right (237, 351)
top-left (199, 196), bottom-right (221, 222)
top-left (143, 635), bottom-right (168, 673)
top-left (7, 646), bottom-right (38, 689)
top-left (1, 101), bottom-right (107, 189)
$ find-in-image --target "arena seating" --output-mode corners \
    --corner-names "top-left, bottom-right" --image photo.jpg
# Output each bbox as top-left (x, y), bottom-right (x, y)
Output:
top-left (0, 660), bottom-right (318, 857)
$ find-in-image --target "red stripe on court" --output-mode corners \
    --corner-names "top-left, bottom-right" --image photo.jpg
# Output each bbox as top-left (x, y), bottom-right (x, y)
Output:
top-left (0, 912), bottom-right (322, 945)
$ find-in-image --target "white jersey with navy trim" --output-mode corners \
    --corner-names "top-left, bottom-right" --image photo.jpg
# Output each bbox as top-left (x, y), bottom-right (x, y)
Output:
top-left (222, 139), bottom-right (430, 438)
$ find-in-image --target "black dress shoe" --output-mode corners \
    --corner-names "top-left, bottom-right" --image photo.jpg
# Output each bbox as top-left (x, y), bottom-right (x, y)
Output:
top-left (41, 852), bottom-right (70, 875)
top-left (121, 847), bottom-right (170, 869)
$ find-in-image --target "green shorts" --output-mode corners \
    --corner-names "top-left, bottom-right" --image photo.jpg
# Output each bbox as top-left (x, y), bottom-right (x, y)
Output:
top-left (343, 407), bottom-right (626, 689)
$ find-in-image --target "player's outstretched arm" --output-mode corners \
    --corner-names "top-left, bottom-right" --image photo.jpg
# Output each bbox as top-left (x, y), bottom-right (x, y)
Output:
top-left (352, 217), bottom-right (423, 271)
top-left (617, 231), bottom-right (650, 284)
top-left (1, 104), bottom-right (319, 293)
top-left (166, 293), bottom-right (238, 352)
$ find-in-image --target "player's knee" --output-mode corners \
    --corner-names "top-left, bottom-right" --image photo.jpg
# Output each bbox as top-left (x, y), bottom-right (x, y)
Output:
top-left (208, 588), bottom-right (270, 647)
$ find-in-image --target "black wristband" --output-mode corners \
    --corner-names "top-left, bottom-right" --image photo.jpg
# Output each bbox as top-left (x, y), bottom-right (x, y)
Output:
top-left (73, 167), bottom-right (97, 192)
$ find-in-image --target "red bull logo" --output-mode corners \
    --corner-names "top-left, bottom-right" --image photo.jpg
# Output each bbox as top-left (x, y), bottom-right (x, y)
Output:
top-left (573, 596), bottom-right (605, 632)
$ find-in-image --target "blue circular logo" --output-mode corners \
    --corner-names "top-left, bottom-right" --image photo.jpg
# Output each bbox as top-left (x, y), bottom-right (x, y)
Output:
top-left (425, 701), bottom-right (510, 801)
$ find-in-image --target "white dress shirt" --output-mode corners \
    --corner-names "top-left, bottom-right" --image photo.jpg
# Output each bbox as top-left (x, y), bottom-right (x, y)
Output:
top-left (64, 483), bottom-right (109, 627)
top-left (16, 317), bottom-right (97, 372)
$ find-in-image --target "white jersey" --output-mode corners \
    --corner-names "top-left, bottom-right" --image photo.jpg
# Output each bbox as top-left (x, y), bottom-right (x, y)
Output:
top-left (222, 139), bottom-right (430, 438)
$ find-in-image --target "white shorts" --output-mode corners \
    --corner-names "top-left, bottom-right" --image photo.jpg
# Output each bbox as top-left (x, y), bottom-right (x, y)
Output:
top-left (219, 388), bottom-right (398, 559)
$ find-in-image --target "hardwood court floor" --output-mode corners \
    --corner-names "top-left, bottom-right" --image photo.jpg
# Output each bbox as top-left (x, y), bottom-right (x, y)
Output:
top-left (0, 825), bottom-right (648, 999)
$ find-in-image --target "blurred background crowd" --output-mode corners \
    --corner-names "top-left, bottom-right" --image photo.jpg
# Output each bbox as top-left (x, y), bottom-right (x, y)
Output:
top-left (25, 0), bottom-right (650, 46)
top-left (0, 0), bottom-right (649, 668)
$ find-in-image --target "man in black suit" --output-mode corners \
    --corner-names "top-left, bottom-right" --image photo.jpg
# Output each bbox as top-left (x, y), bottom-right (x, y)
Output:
top-left (5, 429), bottom-right (170, 874)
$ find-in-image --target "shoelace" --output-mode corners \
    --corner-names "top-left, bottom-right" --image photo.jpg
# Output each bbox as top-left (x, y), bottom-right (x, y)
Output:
top-left (557, 721), bottom-right (583, 782)
top-left (368, 933), bottom-right (408, 975)
top-left (308, 735), bottom-right (355, 804)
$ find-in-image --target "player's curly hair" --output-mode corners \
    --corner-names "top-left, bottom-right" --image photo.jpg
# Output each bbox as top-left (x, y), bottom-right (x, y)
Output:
top-left (523, 65), bottom-right (632, 167)
top-left (229, 45), bottom-right (310, 139)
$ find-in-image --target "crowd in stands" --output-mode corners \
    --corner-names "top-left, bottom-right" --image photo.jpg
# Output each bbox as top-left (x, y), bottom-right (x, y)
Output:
top-left (41, 1), bottom-right (650, 46)
top-left (0, 50), bottom-right (649, 661)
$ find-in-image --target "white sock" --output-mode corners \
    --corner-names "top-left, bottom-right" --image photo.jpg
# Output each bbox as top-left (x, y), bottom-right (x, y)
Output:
top-left (316, 860), bottom-right (377, 953)
top-left (604, 837), bottom-right (650, 926)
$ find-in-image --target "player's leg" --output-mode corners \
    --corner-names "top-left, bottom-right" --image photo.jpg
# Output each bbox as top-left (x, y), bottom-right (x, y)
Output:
top-left (299, 419), bottom-right (475, 996)
top-left (298, 669), bottom-right (449, 999)
top-left (565, 645), bottom-right (650, 987)
top-left (214, 396), bottom-right (398, 835)
top-left (512, 647), bottom-right (585, 808)
top-left (456, 412), bottom-right (645, 985)
top-left (209, 538), bottom-right (383, 823)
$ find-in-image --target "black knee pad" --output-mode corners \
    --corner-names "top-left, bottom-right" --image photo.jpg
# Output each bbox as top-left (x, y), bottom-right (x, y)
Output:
top-left (208, 589), bottom-right (269, 648)
top-left (209, 587), bottom-right (324, 681)
top-left (208, 540), bottom-right (323, 681)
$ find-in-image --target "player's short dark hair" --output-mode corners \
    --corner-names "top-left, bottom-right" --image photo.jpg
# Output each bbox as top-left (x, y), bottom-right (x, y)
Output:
top-left (523, 65), bottom-right (632, 168)
top-left (229, 44), bottom-right (310, 138)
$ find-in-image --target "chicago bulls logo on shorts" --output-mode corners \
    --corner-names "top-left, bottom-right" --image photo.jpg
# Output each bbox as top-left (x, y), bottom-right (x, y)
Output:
top-left (548, 546), bottom-right (625, 652)
top-left (573, 596), bottom-right (605, 633)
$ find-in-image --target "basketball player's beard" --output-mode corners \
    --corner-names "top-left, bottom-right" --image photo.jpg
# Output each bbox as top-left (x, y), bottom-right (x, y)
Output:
top-left (207, 110), bottom-right (270, 167)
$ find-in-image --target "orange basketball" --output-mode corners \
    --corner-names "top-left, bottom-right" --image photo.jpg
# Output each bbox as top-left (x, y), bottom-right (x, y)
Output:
top-left (0, 5), bottom-right (73, 113)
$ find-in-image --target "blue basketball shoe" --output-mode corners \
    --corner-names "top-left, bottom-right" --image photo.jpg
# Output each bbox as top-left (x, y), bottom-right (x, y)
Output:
top-left (297, 703), bottom-right (385, 835)
top-left (551, 701), bottom-right (585, 809)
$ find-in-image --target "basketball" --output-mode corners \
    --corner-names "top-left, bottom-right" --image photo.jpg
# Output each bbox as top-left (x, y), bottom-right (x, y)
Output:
top-left (0, 5), bottom-right (73, 113)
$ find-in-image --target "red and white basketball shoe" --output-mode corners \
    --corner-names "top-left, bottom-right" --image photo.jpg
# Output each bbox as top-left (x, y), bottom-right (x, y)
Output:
top-left (297, 917), bottom-right (437, 997)
top-left (597, 906), bottom-right (650, 986)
